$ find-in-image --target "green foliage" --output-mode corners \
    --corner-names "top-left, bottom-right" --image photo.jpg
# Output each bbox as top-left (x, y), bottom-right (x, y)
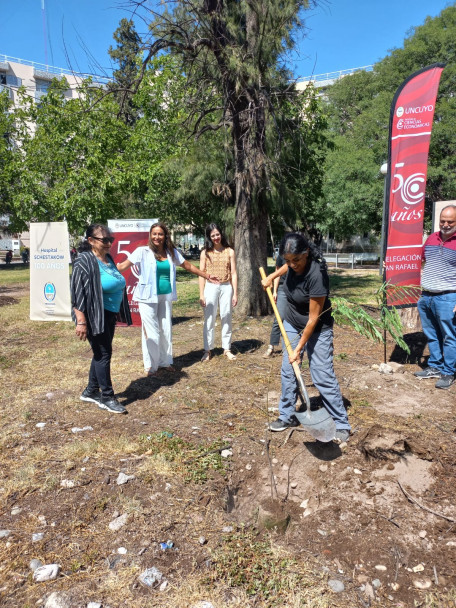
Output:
top-left (141, 0), bottom-right (328, 315)
top-left (332, 280), bottom-right (416, 354)
top-left (331, 296), bottom-right (384, 343)
top-left (108, 18), bottom-right (142, 125)
top-left (267, 84), bottom-right (333, 233)
top-left (8, 79), bottom-right (130, 233)
top-left (3, 55), bottom-right (188, 234)
top-left (125, 55), bottom-right (230, 230)
top-left (0, 89), bottom-right (20, 218)
top-left (378, 282), bottom-right (422, 353)
top-left (138, 432), bottom-right (226, 484)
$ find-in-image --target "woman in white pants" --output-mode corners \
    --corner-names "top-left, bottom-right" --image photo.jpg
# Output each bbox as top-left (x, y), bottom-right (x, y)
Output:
top-left (117, 222), bottom-right (218, 375)
top-left (199, 224), bottom-right (238, 362)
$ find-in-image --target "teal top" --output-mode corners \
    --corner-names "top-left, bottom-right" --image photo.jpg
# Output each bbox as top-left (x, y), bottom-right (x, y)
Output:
top-left (97, 259), bottom-right (126, 313)
top-left (156, 259), bottom-right (172, 295)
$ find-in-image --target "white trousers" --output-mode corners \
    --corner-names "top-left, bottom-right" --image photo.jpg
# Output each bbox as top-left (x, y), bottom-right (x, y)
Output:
top-left (203, 282), bottom-right (233, 351)
top-left (138, 296), bottom-right (173, 372)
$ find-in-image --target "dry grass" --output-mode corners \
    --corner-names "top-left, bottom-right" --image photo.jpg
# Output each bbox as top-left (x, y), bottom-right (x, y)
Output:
top-left (1, 269), bottom-right (455, 607)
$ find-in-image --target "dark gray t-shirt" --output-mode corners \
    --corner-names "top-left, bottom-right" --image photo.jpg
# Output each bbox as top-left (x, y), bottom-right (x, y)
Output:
top-left (283, 259), bottom-right (333, 331)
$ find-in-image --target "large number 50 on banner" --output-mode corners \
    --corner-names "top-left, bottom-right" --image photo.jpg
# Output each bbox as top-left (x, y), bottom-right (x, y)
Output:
top-left (108, 219), bottom-right (158, 326)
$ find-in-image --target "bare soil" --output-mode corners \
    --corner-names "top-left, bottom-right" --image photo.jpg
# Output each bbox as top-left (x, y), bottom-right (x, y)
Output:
top-left (0, 284), bottom-right (455, 608)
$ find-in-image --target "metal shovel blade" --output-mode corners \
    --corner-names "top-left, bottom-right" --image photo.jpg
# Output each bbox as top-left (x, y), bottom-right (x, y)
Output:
top-left (294, 371), bottom-right (337, 442)
top-left (294, 408), bottom-right (337, 443)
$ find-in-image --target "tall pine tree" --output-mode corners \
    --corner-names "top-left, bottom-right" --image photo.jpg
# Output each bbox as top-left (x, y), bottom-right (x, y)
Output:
top-left (130, 0), bottom-right (315, 315)
top-left (108, 18), bottom-right (142, 125)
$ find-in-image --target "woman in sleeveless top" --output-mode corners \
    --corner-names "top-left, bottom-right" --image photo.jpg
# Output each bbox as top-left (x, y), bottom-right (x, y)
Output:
top-left (117, 222), bottom-right (218, 375)
top-left (199, 223), bottom-right (238, 361)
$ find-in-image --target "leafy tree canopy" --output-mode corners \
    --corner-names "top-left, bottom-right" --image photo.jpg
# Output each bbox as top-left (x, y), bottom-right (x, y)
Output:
top-left (319, 4), bottom-right (456, 240)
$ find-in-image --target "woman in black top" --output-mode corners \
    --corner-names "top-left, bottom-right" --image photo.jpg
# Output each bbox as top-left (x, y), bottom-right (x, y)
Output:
top-left (262, 233), bottom-right (350, 443)
top-left (71, 224), bottom-right (132, 415)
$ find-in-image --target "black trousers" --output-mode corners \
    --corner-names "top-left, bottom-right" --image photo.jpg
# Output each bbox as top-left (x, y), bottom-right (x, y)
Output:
top-left (87, 309), bottom-right (117, 398)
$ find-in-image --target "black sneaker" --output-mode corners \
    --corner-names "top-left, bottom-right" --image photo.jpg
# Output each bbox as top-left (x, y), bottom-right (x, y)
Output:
top-left (80, 388), bottom-right (101, 404)
top-left (269, 417), bottom-right (300, 432)
top-left (98, 397), bottom-right (127, 414)
top-left (414, 367), bottom-right (442, 379)
top-left (435, 375), bottom-right (455, 390)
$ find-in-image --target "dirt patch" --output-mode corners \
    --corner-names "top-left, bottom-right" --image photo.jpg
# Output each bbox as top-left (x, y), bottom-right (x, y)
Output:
top-left (357, 424), bottom-right (432, 461)
top-left (371, 454), bottom-right (434, 494)
top-left (0, 295), bottom-right (19, 307)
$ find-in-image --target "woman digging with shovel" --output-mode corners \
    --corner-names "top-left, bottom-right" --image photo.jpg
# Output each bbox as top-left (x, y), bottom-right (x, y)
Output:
top-left (261, 232), bottom-right (351, 444)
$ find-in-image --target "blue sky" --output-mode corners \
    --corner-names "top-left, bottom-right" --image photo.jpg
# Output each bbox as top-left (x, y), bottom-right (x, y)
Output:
top-left (1, 0), bottom-right (453, 78)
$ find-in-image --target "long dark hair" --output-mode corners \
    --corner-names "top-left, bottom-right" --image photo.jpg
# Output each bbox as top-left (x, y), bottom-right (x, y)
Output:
top-left (203, 223), bottom-right (230, 252)
top-left (279, 232), bottom-right (326, 268)
top-left (148, 222), bottom-right (177, 262)
top-left (78, 224), bottom-right (112, 253)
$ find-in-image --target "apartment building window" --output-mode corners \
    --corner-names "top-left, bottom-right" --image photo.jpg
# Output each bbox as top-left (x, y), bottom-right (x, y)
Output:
top-left (35, 78), bottom-right (52, 102)
top-left (0, 72), bottom-right (14, 99)
top-left (35, 77), bottom-right (73, 102)
top-left (0, 74), bottom-right (21, 87)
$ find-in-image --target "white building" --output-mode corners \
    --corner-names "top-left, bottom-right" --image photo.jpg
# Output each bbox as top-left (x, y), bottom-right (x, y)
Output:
top-left (0, 54), bottom-right (109, 107)
top-left (295, 65), bottom-right (373, 94)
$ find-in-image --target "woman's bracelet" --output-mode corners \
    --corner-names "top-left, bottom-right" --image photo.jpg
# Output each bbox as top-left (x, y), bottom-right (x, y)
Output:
top-left (77, 322), bottom-right (87, 326)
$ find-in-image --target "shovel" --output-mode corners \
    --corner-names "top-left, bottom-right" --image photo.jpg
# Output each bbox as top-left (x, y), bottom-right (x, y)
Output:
top-left (259, 267), bottom-right (337, 442)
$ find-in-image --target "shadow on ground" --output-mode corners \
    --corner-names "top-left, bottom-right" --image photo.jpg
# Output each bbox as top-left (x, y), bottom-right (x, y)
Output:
top-left (390, 331), bottom-right (427, 365)
top-left (303, 440), bottom-right (342, 461)
top-left (118, 368), bottom-right (188, 405)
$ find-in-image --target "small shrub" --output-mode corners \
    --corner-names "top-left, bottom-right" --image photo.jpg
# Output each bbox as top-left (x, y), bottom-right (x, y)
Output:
top-left (138, 432), bottom-right (227, 484)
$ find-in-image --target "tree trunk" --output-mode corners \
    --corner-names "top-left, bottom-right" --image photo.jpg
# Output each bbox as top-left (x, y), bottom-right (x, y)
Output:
top-left (398, 306), bottom-right (422, 332)
top-left (234, 189), bottom-right (269, 316)
top-left (231, 94), bottom-right (270, 316)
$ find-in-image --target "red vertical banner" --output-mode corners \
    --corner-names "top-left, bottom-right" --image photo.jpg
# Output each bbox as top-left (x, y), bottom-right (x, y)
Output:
top-left (383, 64), bottom-right (444, 306)
top-left (108, 219), bottom-right (158, 326)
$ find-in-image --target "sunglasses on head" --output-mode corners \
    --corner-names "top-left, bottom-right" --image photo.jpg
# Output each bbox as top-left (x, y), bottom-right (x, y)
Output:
top-left (91, 236), bottom-right (115, 244)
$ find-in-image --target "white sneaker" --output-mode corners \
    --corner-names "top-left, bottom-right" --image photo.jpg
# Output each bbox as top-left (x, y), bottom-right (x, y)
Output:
top-left (333, 429), bottom-right (350, 444)
top-left (262, 345), bottom-right (274, 358)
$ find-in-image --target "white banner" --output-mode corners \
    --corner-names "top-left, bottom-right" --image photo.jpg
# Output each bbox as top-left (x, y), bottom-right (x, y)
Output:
top-left (107, 218), bottom-right (158, 233)
top-left (30, 222), bottom-right (72, 321)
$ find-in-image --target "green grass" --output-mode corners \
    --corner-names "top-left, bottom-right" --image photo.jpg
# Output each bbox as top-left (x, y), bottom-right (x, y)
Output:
top-left (0, 265), bottom-right (30, 287)
top-left (329, 268), bottom-right (382, 306)
top-left (138, 432), bottom-right (227, 484)
top-left (266, 261), bottom-right (382, 307)
top-left (0, 262), bottom-right (383, 312)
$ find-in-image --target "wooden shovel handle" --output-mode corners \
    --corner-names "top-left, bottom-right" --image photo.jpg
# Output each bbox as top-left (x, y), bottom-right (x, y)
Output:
top-left (259, 266), bottom-right (302, 380)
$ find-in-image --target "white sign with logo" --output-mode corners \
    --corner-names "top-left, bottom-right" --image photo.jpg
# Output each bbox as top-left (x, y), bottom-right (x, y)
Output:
top-left (30, 222), bottom-right (72, 321)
